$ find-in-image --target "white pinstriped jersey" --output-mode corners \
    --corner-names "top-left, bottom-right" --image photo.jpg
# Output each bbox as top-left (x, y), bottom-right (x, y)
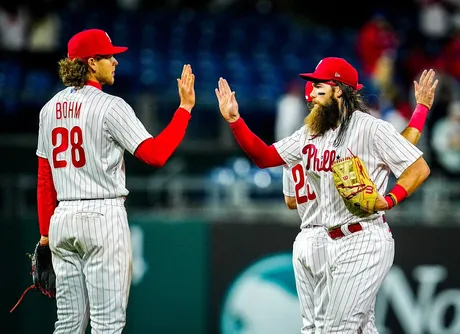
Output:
top-left (36, 85), bottom-right (152, 201)
top-left (275, 111), bottom-right (423, 229)
top-left (282, 164), bottom-right (322, 228)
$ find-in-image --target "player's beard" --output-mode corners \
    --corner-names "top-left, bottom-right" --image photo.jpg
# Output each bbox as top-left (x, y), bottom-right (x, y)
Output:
top-left (95, 70), bottom-right (114, 86)
top-left (305, 98), bottom-right (341, 136)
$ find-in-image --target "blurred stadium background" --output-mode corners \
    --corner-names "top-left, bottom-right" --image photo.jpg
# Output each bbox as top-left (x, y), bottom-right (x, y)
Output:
top-left (2, 0), bottom-right (460, 333)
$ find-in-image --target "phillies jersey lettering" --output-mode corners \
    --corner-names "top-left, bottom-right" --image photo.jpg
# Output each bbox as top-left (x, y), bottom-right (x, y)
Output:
top-left (275, 111), bottom-right (422, 228)
top-left (36, 85), bottom-right (152, 201)
top-left (302, 144), bottom-right (336, 172)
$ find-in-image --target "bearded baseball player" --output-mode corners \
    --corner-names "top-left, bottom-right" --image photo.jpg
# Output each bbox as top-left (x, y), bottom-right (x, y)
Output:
top-left (35, 29), bottom-right (195, 333)
top-left (216, 57), bottom-right (437, 333)
top-left (283, 72), bottom-right (437, 333)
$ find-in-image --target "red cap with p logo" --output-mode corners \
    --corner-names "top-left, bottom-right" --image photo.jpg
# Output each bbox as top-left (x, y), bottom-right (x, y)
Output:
top-left (299, 57), bottom-right (363, 90)
top-left (67, 29), bottom-right (128, 60)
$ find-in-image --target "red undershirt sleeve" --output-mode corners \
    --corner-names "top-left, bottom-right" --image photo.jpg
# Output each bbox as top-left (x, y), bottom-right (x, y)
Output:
top-left (37, 157), bottom-right (57, 236)
top-left (134, 107), bottom-right (191, 167)
top-left (229, 117), bottom-right (285, 168)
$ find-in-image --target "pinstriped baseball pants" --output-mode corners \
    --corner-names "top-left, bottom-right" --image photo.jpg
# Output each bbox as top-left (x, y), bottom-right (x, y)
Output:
top-left (49, 198), bottom-right (132, 334)
top-left (293, 226), bottom-right (329, 333)
top-left (294, 226), bottom-right (380, 334)
top-left (321, 222), bottom-right (394, 333)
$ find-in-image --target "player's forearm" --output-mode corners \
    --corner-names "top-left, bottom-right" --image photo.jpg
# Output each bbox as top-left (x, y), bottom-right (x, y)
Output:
top-left (229, 118), bottom-right (284, 168)
top-left (134, 107), bottom-right (191, 167)
top-left (37, 157), bottom-right (57, 236)
top-left (396, 157), bottom-right (430, 195)
top-left (385, 157), bottom-right (430, 209)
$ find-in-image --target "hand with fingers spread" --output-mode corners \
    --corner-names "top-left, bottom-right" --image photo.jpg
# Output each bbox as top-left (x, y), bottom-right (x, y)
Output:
top-left (215, 77), bottom-right (240, 123)
top-left (414, 69), bottom-right (439, 109)
top-left (178, 64), bottom-right (195, 112)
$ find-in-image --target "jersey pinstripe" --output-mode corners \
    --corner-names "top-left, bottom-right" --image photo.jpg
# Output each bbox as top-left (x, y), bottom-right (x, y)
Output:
top-left (275, 111), bottom-right (422, 228)
top-left (36, 86), bottom-right (152, 200)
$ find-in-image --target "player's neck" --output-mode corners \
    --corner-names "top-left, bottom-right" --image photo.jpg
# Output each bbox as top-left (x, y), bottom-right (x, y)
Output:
top-left (86, 72), bottom-right (102, 90)
top-left (86, 80), bottom-right (102, 90)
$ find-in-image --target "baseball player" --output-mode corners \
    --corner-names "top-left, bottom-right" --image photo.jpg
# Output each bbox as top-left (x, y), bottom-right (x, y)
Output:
top-left (215, 57), bottom-right (437, 333)
top-left (35, 29), bottom-right (195, 333)
top-left (284, 75), bottom-right (436, 333)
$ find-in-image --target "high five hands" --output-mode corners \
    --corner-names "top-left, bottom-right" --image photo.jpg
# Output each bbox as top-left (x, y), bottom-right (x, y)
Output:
top-left (215, 77), bottom-right (240, 123)
top-left (178, 64), bottom-right (195, 112)
top-left (414, 69), bottom-right (439, 109)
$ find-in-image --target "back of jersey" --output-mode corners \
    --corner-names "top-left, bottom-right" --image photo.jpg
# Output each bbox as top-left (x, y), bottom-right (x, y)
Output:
top-left (36, 85), bottom-right (151, 201)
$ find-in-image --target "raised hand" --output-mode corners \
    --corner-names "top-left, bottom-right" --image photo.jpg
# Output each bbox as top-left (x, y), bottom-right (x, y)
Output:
top-left (215, 77), bottom-right (240, 123)
top-left (178, 64), bottom-right (195, 112)
top-left (414, 69), bottom-right (439, 109)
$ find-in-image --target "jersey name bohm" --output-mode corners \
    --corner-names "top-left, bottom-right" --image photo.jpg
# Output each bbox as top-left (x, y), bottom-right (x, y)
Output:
top-left (55, 101), bottom-right (82, 119)
top-left (302, 143), bottom-right (337, 172)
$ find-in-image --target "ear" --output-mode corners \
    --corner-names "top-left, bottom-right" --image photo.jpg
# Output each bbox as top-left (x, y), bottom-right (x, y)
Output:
top-left (334, 86), bottom-right (343, 99)
top-left (87, 57), bottom-right (98, 72)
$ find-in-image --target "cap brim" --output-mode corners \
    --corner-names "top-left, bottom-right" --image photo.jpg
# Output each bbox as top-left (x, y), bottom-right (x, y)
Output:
top-left (110, 46), bottom-right (128, 55)
top-left (357, 83), bottom-right (364, 90)
top-left (96, 46), bottom-right (128, 56)
top-left (299, 73), bottom-right (329, 82)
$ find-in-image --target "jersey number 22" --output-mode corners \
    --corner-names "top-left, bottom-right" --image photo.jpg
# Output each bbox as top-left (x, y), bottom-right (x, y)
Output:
top-left (52, 126), bottom-right (86, 168)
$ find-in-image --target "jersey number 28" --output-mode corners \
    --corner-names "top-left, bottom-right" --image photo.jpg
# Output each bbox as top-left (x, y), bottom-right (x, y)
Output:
top-left (52, 126), bottom-right (86, 168)
top-left (291, 164), bottom-right (316, 204)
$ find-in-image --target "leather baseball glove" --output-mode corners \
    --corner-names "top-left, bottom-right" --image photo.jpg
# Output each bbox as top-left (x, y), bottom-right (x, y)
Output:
top-left (331, 154), bottom-right (378, 217)
top-left (10, 242), bottom-right (56, 312)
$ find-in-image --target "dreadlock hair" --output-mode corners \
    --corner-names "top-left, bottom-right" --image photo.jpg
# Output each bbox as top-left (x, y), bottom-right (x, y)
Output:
top-left (333, 81), bottom-right (371, 147)
top-left (58, 58), bottom-right (89, 89)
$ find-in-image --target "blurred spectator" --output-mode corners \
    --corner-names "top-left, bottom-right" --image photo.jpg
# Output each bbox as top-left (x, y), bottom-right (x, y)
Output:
top-left (435, 26), bottom-right (460, 82)
top-left (274, 80), bottom-right (305, 141)
top-left (417, 0), bottom-right (451, 53)
top-left (373, 52), bottom-right (398, 103)
top-left (400, 36), bottom-right (434, 88)
top-left (431, 99), bottom-right (460, 176)
top-left (356, 11), bottom-right (399, 82)
top-left (27, 3), bottom-right (61, 53)
top-left (0, 4), bottom-right (29, 51)
top-left (382, 94), bottom-right (414, 133)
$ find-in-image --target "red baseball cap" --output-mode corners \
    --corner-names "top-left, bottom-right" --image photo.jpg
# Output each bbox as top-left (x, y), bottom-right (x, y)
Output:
top-left (299, 57), bottom-right (363, 90)
top-left (305, 81), bottom-right (313, 102)
top-left (67, 29), bottom-right (128, 60)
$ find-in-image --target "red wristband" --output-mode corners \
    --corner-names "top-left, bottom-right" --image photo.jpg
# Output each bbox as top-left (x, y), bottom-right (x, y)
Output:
top-left (385, 194), bottom-right (396, 209)
top-left (408, 104), bottom-right (429, 132)
top-left (386, 184), bottom-right (408, 207)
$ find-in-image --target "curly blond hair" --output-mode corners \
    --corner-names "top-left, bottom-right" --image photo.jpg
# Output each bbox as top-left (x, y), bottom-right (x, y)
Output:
top-left (58, 58), bottom-right (89, 88)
